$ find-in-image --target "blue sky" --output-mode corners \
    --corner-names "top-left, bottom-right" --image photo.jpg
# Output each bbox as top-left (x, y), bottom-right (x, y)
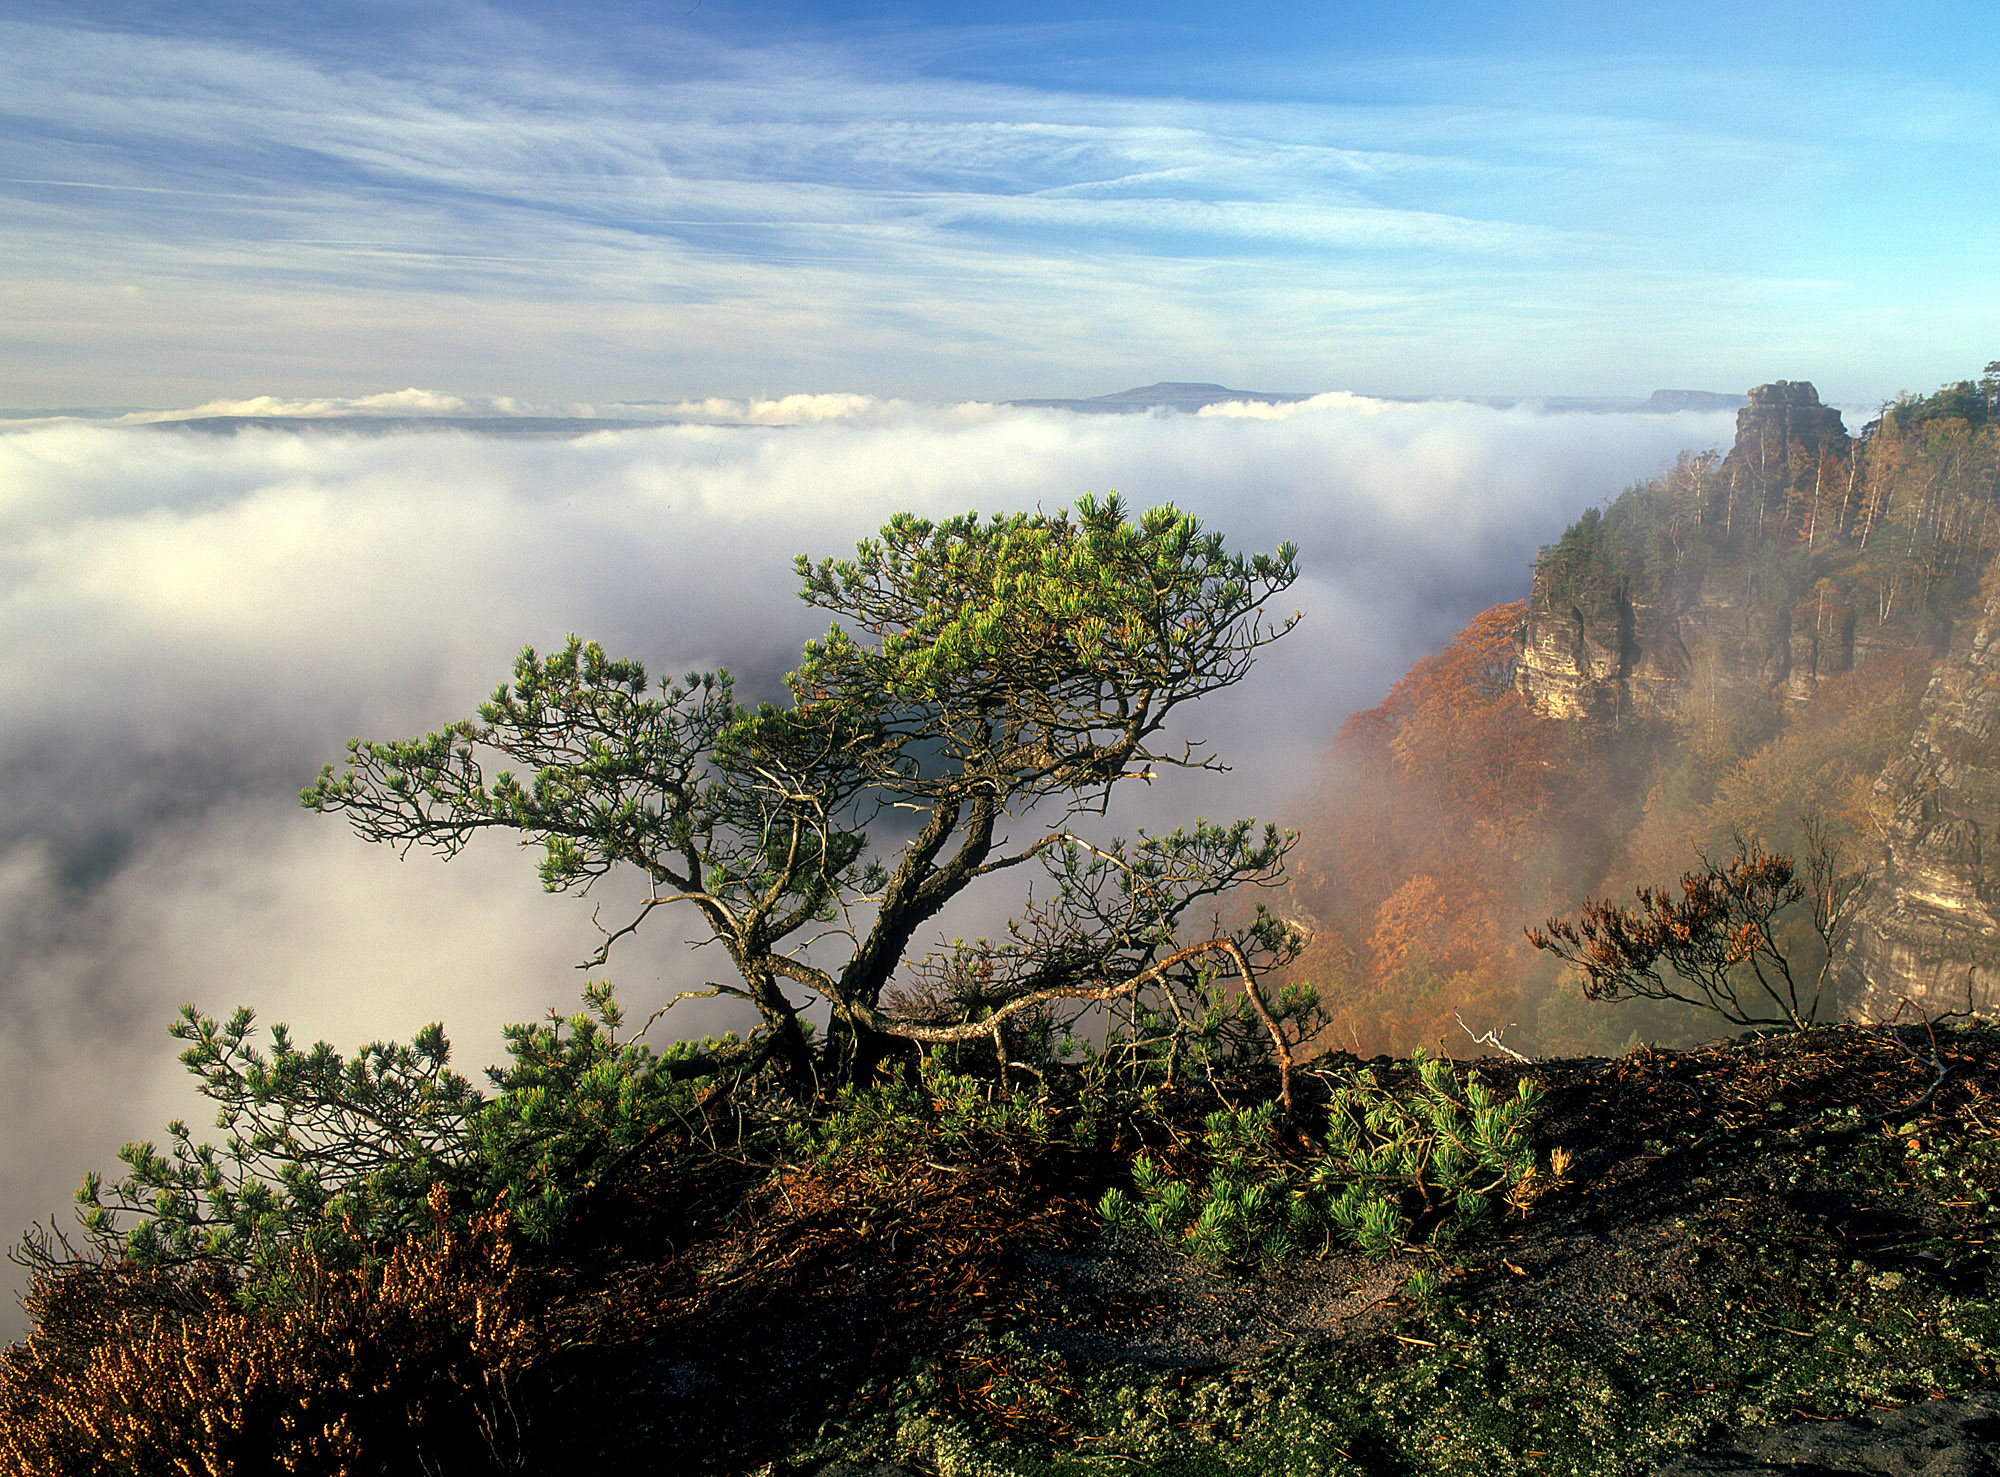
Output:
top-left (2, 0), bottom-right (1996, 406)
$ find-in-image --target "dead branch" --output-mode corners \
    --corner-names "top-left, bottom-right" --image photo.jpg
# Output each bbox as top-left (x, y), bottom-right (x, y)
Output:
top-left (886, 935), bottom-right (1294, 1115)
top-left (1857, 996), bottom-right (1954, 1122)
top-left (1456, 1013), bottom-right (1532, 1063)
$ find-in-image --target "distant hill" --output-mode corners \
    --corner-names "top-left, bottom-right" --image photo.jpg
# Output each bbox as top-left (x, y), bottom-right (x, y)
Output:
top-left (1006, 382), bottom-right (1318, 413)
top-left (1643, 389), bottom-right (1751, 412)
top-left (1008, 382), bottom-right (1749, 415)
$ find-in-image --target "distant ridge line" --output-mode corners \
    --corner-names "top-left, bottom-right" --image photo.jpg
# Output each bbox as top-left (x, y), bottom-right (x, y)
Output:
top-left (5, 387), bottom-right (1751, 430)
top-left (1007, 383), bottom-right (1749, 415)
top-left (1006, 382), bottom-right (1316, 413)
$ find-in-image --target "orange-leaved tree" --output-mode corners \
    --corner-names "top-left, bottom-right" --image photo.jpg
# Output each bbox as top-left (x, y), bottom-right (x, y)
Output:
top-left (1525, 832), bottom-right (1859, 1032)
top-left (1287, 600), bottom-right (1598, 1055)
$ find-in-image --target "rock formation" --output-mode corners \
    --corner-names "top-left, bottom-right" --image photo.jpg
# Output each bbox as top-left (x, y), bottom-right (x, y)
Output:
top-left (1514, 562), bottom-right (1800, 727)
top-left (1514, 376), bottom-right (2000, 1020)
top-left (1514, 383), bottom-right (1852, 729)
top-left (1841, 583), bottom-right (2000, 1019)
top-left (1715, 381), bottom-right (1848, 535)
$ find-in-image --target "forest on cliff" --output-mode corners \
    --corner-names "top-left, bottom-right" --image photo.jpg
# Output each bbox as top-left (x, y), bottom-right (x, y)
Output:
top-left (1283, 363), bottom-right (2000, 1060)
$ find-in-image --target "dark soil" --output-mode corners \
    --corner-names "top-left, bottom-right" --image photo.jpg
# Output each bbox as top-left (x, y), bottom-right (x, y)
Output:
top-left (521, 1021), bottom-right (2000, 1476)
top-left (1654, 1390), bottom-right (2000, 1474)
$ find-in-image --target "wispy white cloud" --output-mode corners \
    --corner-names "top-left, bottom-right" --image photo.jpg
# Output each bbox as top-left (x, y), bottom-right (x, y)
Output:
top-left (114, 388), bottom-right (546, 420)
top-left (4, 13), bottom-right (1988, 403)
top-left (42, 388), bottom-right (990, 426)
top-left (647, 392), bottom-right (968, 424)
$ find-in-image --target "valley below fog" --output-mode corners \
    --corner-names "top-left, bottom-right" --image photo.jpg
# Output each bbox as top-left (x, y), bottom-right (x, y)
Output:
top-left (0, 390), bottom-right (1731, 1337)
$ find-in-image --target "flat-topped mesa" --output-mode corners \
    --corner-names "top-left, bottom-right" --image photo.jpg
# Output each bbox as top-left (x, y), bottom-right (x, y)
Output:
top-left (1841, 584), bottom-right (2000, 1019)
top-left (1514, 381), bottom-right (1855, 729)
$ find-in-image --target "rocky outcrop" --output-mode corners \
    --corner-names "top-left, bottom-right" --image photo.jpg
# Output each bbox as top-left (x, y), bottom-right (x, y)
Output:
top-left (1841, 587), bottom-right (2000, 1019)
top-left (1515, 575), bottom-right (1634, 724)
top-left (1513, 376), bottom-right (1999, 1019)
top-left (1515, 382), bottom-right (1854, 729)
top-left (1786, 578), bottom-right (1858, 700)
top-left (1717, 380), bottom-right (1849, 529)
top-left (1515, 565), bottom-right (1796, 728)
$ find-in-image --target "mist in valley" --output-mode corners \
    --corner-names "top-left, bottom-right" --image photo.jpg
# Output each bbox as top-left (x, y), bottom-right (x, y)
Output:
top-left (0, 394), bottom-right (1735, 1333)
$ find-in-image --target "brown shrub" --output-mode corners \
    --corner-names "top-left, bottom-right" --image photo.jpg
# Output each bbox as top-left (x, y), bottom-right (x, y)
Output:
top-left (0, 1186), bottom-right (542, 1476)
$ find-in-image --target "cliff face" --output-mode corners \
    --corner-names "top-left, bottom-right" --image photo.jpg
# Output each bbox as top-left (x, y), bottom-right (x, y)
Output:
top-left (1502, 372), bottom-right (2000, 1025)
top-left (1514, 381), bottom-right (1856, 729)
top-left (1514, 576), bottom-right (1632, 724)
top-left (1514, 567), bottom-right (1795, 726)
top-left (1841, 587), bottom-right (2000, 1019)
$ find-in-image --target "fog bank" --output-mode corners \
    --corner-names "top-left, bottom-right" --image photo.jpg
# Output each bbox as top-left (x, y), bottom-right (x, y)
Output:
top-left (0, 395), bottom-right (1731, 1333)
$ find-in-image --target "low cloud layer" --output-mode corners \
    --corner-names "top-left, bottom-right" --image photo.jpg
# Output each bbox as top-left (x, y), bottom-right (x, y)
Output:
top-left (49, 389), bottom-right (996, 429)
top-left (0, 395), bottom-right (1730, 1332)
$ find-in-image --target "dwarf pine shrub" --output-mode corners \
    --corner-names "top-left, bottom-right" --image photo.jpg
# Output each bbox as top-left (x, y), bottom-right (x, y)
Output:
top-left (1098, 1049), bottom-right (1554, 1266)
top-left (70, 981), bottom-right (711, 1287)
top-left (788, 1050), bottom-right (1060, 1167)
top-left (470, 981), bottom-right (708, 1240)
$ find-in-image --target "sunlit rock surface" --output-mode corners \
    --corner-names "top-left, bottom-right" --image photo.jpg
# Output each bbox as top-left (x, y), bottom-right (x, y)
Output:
top-left (1516, 564), bottom-right (1802, 726)
top-left (1514, 382), bottom-right (1852, 729)
top-left (1843, 586), bottom-right (2000, 1020)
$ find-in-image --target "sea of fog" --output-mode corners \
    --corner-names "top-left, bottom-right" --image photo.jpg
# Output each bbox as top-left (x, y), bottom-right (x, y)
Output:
top-left (0, 393), bottom-right (1735, 1335)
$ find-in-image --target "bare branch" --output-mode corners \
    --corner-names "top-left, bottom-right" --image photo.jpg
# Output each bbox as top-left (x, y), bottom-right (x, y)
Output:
top-left (1457, 1013), bottom-right (1532, 1063)
top-left (887, 940), bottom-right (1231, 1044)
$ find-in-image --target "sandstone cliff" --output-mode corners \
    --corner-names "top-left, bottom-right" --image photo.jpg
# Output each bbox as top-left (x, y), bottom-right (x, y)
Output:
top-left (1841, 584), bottom-right (2000, 1019)
top-left (1514, 382), bottom-right (1852, 728)
top-left (1514, 563), bottom-right (1805, 727)
top-left (1716, 380), bottom-right (1848, 532)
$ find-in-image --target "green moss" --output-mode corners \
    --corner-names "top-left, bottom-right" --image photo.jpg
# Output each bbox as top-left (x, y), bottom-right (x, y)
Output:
top-left (794, 1249), bottom-right (1997, 1477)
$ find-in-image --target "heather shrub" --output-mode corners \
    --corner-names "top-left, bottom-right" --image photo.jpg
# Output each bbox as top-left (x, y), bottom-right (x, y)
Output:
top-left (0, 1186), bottom-right (539, 1476)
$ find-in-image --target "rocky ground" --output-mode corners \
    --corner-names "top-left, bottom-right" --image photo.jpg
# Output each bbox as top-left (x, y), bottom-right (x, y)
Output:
top-left (817, 1389), bottom-right (2000, 1477)
top-left (524, 1020), bottom-right (2000, 1475)
top-left (1656, 1391), bottom-right (2000, 1474)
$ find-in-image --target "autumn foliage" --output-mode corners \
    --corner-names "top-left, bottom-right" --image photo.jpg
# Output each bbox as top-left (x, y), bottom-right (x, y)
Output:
top-left (1284, 600), bottom-right (1607, 1056)
top-left (0, 1186), bottom-right (544, 1476)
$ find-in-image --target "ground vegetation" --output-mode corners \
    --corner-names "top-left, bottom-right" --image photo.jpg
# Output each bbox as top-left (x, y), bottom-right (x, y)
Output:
top-left (10, 988), bottom-right (1996, 1476)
